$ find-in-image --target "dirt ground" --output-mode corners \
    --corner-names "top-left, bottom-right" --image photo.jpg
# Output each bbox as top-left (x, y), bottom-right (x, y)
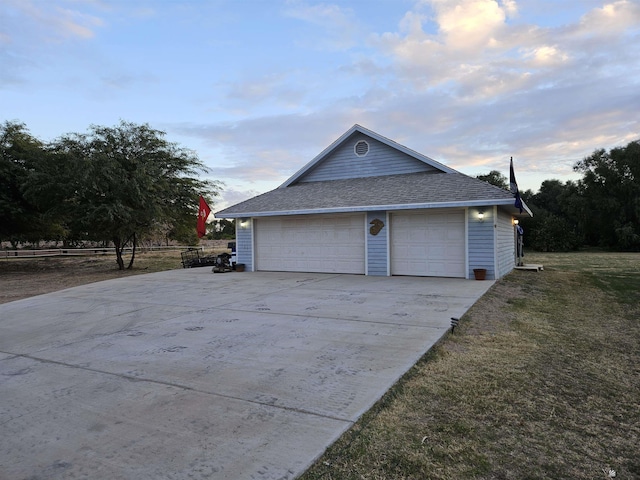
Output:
top-left (0, 241), bottom-right (240, 305)
top-left (0, 252), bottom-right (186, 305)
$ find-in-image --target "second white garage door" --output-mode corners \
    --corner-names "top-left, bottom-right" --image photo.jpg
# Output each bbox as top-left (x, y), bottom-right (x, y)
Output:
top-left (391, 210), bottom-right (466, 277)
top-left (255, 214), bottom-right (365, 274)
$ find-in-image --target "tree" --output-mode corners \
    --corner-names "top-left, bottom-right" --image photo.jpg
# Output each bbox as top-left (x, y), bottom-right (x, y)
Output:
top-left (574, 140), bottom-right (640, 250)
top-left (0, 121), bottom-right (58, 247)
top-left (210, 219), bottom-right (235, 239)
top-left (519, 180), bottom-right (584, 252)
top-left (476, 170), bottom-right (508, 189)
top-left (26, 121), bottom-right (221, 269)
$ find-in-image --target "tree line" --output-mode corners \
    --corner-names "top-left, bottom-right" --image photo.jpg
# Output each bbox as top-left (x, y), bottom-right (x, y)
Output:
top-left (3, 118), bottom-right (638, 265)
top-left (1, 120), bottom-right (221, 269)
top-left (477, 138), bottom-right (640, 252)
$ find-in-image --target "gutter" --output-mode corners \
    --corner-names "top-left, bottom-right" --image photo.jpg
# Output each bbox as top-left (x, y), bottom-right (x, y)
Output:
top-left (215, 198), bottom-right (532, 219)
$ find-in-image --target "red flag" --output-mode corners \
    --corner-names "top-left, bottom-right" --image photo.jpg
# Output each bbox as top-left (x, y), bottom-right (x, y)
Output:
top-left (197, 196), bottom-right (211, 238)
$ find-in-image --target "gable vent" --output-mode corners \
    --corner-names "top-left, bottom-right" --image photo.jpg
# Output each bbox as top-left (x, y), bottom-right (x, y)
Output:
top-left (354, 140), bottom-right (369, 157)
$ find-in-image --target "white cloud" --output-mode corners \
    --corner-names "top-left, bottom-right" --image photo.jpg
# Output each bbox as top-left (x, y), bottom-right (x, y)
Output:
top-left (371, 1), bottom-right (526, 95)
top-left (283, 1), bottom-right (360, 49)
top-left (53, 6), bottom-right (103, 39)
top-left (372, 0), bottom-right (640, 101)
top-left (577, 0), bottom-right (640, 35)
top-left (214, 187), bottom-right (263, 214)
top-left (501, 0), bottom-right (518, 17)
top-left (429, 0), bottom-right (510, 50)
top-left (5, 0), bottom-right (104, 42)
top-left (224, 72), bottom-right (307, 110)
top-left (207, 148), bottom-right (302, 184)
top-left (284, 1), bottom-right (352, 27)
top-left (0, 0), bottom-right (106, 86)
top-left (523, 45), bottom-right (569, 67)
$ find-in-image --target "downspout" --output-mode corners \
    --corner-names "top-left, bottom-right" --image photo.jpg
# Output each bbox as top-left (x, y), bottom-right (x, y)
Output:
top-left (493, 205), bottom-right (498, 279)
top-left (464, 207), bottom-right (469, 279)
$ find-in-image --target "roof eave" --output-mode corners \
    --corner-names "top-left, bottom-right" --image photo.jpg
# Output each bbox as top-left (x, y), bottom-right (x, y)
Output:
top-left (215, 198), bottom-right (531, 218)
top-left (497, 199), bottom-right (533, 217)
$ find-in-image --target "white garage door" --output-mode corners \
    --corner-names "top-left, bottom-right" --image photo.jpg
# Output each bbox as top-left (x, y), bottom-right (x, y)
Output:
top-left (391, 210), bottom-right (466, 277)
top-left (255, 214), bottom-right (365, 274)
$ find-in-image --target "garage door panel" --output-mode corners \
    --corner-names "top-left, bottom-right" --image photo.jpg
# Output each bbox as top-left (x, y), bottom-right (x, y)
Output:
top-left (427, 230), bottom-right (445, 242)
top-left (391, 210), bottom-right (465, 278)
top-left (407, 245), bottom-right (425, 257)
top-left (256, 214), bottom-right (365, 274)
top-left (447, 229), bottom-right (462, 240)
top-left (410, 231), bottom-right (427, 242)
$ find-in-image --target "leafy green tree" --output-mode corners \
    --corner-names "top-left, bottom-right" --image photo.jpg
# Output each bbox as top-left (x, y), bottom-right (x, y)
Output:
top-left (167, 219), bottom-right (201, 246)
top-left (210, 219), bottom-right (235, 239)
top-left (26, 121), bottom-right (221, 269)
top-left (476, 170), bottom-right (508, 190)
top-left (574, 140), bottom-right (640, 250)
top-left (519, 181), bottom-right (584, 252)
top-left (521, 210), bottom-right (581, 252)
top-left (0, 121), bottom-right (58, 247)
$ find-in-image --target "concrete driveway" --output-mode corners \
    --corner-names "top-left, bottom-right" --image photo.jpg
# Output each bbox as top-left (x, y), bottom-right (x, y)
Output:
top-left (0, 269), bottom-right (493, 479)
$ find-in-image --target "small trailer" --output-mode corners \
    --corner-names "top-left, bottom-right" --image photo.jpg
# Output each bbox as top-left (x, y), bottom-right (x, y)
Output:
top-left (180, 248), bottom-right (217, 268)
top-left (181, 247), bottom-right (234, 272)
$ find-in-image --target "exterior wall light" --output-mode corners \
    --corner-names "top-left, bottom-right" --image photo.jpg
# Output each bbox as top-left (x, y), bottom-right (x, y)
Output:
top-left (513, 219), bottom-right (519, 225)
top-left (478, 211), bottom-right (485, 221)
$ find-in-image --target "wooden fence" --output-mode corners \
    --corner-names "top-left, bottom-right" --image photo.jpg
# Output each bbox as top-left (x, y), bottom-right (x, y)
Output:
top-left (1, 246), bottom-right (194, 259)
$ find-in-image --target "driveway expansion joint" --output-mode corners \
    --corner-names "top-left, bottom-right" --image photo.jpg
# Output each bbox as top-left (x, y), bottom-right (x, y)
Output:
top-left (1, 350), bottom-right (355, 424)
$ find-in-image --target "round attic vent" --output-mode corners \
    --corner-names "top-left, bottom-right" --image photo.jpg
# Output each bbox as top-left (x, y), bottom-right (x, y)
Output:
top-left (354, 140), bottom-right (369, 157)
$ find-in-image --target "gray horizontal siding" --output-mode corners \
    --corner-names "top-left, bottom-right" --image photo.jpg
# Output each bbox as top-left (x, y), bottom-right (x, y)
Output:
top-left (496, 209), bottom-right (515, 278)
top-left (299, 132), bottom-right (436, 182)
top-left (468, 207), bottom-right (495, 279)
top-left (367, 211), bottom-right (388, 276)
top-left (236, 218), bottom-right (253, 271)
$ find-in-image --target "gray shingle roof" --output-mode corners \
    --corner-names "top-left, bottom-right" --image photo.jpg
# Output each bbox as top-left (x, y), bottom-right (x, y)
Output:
top-left (216, 172), bottom-right (526, 217)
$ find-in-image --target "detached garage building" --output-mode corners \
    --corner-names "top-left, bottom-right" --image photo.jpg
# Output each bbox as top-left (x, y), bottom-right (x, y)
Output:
top-left (215, 125), bottom-right (531, 280)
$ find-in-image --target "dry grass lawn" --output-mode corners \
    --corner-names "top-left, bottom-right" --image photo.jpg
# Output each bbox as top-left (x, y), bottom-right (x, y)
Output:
top-left (300, 252), bottom-right (640, 480)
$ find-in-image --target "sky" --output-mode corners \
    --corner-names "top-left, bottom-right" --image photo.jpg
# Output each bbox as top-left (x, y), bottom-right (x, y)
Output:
top-left (2, 0), bottom-right (639, 214)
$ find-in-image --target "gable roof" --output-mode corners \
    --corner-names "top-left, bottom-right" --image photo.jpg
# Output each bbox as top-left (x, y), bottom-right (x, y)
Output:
top-left (215, 125), bottom-right (532, 218)
top-left (281, 124), bottom-right (456, 187)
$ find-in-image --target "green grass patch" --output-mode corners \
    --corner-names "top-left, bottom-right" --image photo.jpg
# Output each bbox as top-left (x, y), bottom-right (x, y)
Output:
top-left (300, 252), bottom-right (640, 480)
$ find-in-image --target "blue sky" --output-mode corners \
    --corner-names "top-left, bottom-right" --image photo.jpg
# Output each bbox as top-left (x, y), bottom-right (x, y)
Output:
top-left (2, 0), bottom-right (639, 212)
